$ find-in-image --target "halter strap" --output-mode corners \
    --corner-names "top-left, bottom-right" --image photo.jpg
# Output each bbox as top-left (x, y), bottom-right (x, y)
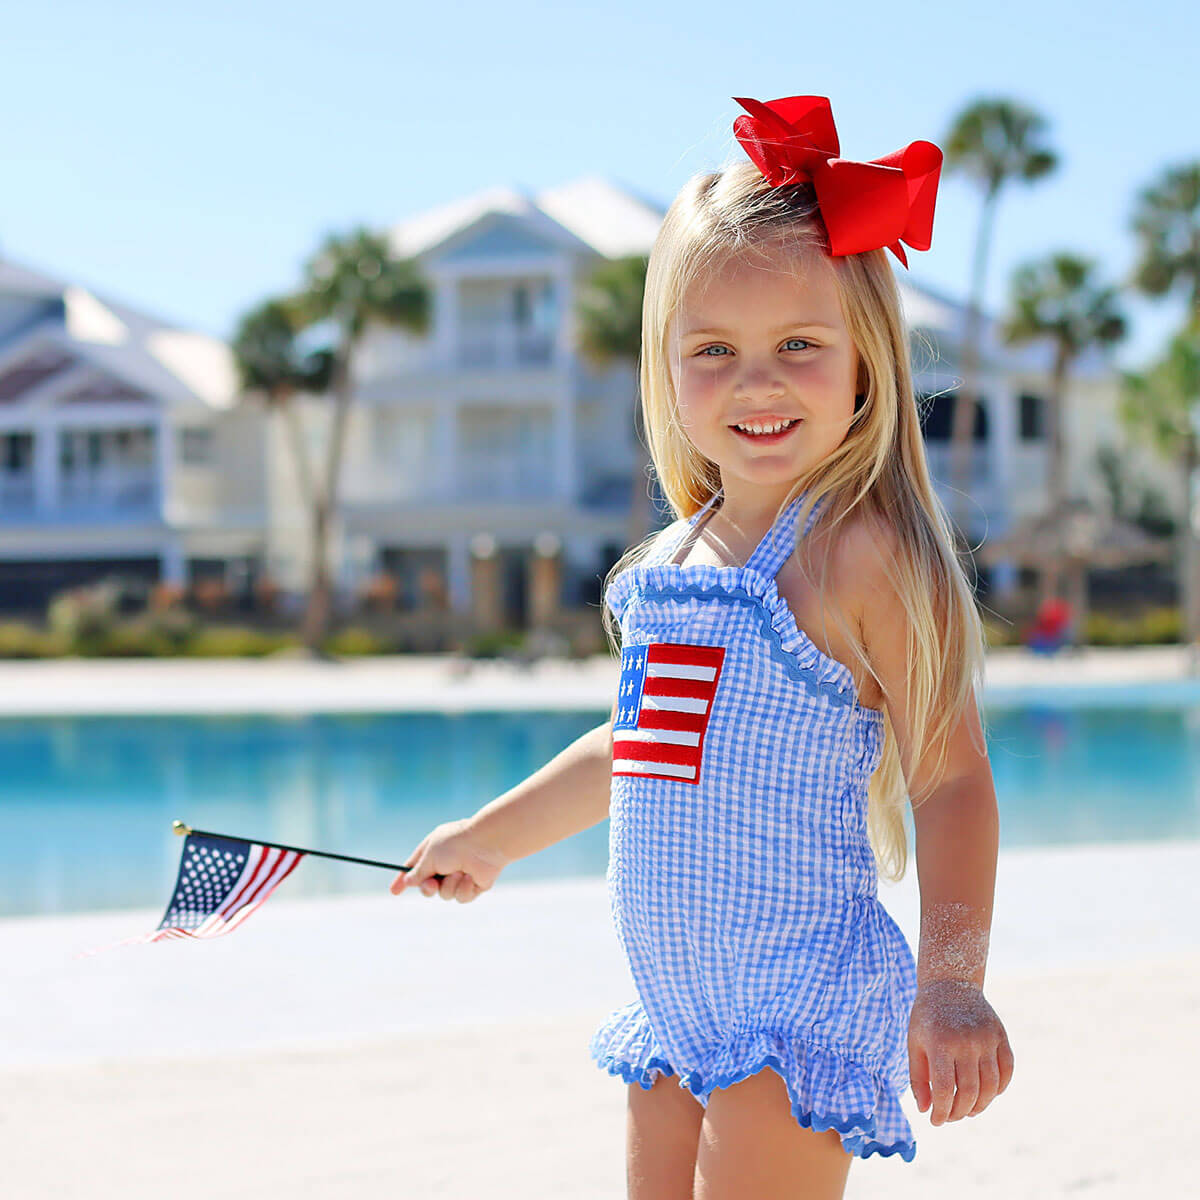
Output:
top-left (657, 485), bottom-right (823, 579)
top-left (654, 487), bottom-right (725, 566)
top-left (743, 489), bottom-right (825, 580)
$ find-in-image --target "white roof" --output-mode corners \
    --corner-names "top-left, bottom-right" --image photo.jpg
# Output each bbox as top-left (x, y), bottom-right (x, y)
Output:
top-left (389, 175), bottom-right (664, 263)
top-left (534, 175), bottom-right (664, 259)
top-left (0, 255), bottom-right (237, 411)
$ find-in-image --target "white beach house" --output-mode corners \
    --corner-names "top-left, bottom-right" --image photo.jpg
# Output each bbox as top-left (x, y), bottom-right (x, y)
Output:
top-left (0, 179), bottom-right (1156, 626)
top-left (0, 258), bottom-right (265, 614)
top-left (266, 176), bottom-right (1147, 623)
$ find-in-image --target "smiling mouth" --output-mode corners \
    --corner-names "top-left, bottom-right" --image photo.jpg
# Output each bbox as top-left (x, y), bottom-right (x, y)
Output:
top-left (730, 419), bottom-right (802, 442)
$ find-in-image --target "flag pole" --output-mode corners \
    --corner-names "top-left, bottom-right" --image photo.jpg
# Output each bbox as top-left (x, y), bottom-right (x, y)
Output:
top-left (171, 819), bottom-right (423, 874)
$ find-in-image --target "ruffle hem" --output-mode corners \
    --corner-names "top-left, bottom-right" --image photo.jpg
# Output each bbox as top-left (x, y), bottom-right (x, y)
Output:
top-left (589, 999), bottom-right (916, 1162)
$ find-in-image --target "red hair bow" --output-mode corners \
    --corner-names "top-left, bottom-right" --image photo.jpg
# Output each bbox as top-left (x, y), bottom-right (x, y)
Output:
top-left (731, 94), bottom-right (942, 269)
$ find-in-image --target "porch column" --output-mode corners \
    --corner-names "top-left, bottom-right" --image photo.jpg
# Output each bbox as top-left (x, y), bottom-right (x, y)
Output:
top-left (469, 532), bottom-right (503, 632)
top-left (529, 532), bottom-right (562, 628)
top-left (33, 424), bottom-right (59, 513)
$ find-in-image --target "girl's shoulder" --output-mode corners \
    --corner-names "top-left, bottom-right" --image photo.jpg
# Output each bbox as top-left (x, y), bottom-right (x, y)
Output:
top-left (788, 506), bottom-right (899, 612)
top-left (776, 510), bottom-right (891, 705)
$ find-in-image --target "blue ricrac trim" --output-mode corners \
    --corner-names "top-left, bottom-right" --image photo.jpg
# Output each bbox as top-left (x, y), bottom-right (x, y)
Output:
top-left (642, 582), bottom-right (859, 709)
top-left (590, 1049), bottom-right (676, 1091)
top-left (590, 1045), bottom-right (916, 1163)
top-left (842, 1133), bottom-right (918, 1161)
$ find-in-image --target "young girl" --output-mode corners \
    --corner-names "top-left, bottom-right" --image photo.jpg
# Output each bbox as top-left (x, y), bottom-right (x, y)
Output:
top-left (389, 93), bottom-right (1014, 1199)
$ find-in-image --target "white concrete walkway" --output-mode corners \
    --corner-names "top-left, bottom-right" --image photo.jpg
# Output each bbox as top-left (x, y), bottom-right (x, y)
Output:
top-left (0, 643), bottom-right (1193, 716)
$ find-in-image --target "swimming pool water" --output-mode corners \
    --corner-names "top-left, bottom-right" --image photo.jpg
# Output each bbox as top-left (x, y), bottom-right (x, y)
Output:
top-left (2, 698), bottom-right (1197, 918)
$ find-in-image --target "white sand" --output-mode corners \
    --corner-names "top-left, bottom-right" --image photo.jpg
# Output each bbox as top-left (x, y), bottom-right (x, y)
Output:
top-left (3, 842), bottom-right (1198, 1199)
top-left (2, 651), bottom-right (1197, 1197)
top-left (3, 956), bottom-right (1192, 1199)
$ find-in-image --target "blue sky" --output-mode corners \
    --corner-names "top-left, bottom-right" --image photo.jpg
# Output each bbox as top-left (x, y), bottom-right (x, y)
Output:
top-left (3, 1), bottom-right (1196, 369)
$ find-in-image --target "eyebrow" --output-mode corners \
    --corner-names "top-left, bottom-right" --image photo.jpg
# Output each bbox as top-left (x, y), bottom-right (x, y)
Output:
top-left (680, 320), bottom-right (838, 337)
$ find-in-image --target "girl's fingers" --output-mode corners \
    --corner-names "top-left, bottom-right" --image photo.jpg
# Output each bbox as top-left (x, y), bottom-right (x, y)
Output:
top-left (908, 1043), bottom-right (931, 1112)
top-left (390, 835), bottom-right (431, 894)
top-left (948, 1057), bottom-right (980, 1122)
top-left (970, 1051), bottom-right (1001, 1116)
top-left (439, 871), bottom-right (466, 901)
top-left (997, 1035), bottom-right (1015, 1094)
top-left (928, 1053), bottom-right (956, 1126)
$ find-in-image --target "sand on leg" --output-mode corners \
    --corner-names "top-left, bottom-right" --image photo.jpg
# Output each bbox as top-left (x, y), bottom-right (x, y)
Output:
top-left (626, 1073), bottom-right (705, 1200)
top-left (692, 1064), bottom-right (854, 1200)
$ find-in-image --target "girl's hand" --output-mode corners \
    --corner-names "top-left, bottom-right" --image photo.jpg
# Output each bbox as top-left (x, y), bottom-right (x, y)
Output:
top-left (907, 980), bottom-right (1014, 1125)
top-left (388, 817), bottom-right (510, 903)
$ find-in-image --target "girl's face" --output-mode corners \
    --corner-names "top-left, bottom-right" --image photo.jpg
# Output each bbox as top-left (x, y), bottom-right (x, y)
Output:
top-left (668, 246), bottom-right (862, 506)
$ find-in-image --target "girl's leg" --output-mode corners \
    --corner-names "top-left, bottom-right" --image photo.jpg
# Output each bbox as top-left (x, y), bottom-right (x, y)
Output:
top-left (626, 1073), bottom-right (705, 1200)
top-left (693, 1065), bottom-right (853, 1200)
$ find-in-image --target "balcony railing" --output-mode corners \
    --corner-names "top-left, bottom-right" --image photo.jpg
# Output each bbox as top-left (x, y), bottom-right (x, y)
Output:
top-left (458, 456), bottom-right (556, 502)
top-left (58, 469), bottom-right (158, 512)
top-left (0, 475), bottom-right (35, 513)
top-left (924, 442), bottom-right (993, 485)
top-left (454, 328), bottom-right (555, 368)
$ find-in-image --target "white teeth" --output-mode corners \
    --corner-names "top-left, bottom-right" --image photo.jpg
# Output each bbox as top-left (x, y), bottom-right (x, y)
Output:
top-left (734, 419), bottom-right (797, 435)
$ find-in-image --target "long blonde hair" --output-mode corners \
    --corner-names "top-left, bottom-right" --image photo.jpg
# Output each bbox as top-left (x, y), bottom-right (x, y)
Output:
top-left (602, 159), bottom-right (989, 882)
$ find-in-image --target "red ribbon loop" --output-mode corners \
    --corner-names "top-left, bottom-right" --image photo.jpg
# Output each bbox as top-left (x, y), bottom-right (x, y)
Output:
top-left (731, 94), bottom-right (942, 269)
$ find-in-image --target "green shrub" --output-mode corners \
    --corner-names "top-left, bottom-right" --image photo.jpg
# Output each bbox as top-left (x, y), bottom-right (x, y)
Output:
top-left (0, 621), bottom-right (61, 658)
top-left (185, 626), bottom-right (294, 657)
top-left (982, 617), bottom-right (1022, 648)
top-left (47, 583), bottom-right (121, 654)
top-left (324, 626), bottom-right (393, 656)
top-left (1084, 606), bottom-right (1180, 646)
top-left (462, 628), bottom-right (527, 658)
top-left (144, 607), bottom-right (200, 653)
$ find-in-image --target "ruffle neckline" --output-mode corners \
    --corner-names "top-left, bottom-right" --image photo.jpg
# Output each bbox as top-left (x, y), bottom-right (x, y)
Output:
top-left (589, 1001), bottom-right (916, 1162)
top-left (606, 560), bottom-right (883, 719)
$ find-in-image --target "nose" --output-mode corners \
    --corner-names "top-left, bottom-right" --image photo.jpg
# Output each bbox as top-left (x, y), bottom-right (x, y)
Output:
top-left (733, 359), bottom-right (786, 401)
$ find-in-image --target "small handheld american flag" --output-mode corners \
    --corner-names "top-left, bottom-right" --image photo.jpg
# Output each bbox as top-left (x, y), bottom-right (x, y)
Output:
top-left (76, 820), bottom-right (423, 958)
top-left (145, 830), bottom-right (304, 942)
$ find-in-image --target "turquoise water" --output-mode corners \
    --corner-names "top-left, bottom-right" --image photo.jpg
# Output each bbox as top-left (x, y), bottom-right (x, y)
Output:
top-left (2, 689), bottom-right (1198, 919)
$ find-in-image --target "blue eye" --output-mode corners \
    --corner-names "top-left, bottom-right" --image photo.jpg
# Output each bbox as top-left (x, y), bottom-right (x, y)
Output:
top-left (696, 339), bottom-right (814, 357)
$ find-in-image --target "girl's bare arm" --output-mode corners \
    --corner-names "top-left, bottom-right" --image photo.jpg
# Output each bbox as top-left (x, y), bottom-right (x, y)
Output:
top-left (463, 697), bottom-right (617, 863)
top-left (389, 696), bottom-right (616, 897)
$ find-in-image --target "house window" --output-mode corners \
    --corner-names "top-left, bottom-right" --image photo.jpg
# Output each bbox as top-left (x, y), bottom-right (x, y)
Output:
top-left (514, 284), bottom-right (531, 325)
top-left (2, 432), bottom-right (33, 472)
top-left (1019, 394), bottom-right (1045, 441)
top-left (179, 426), bottom-right (215, 465)
top-left (372, 410), bottom-right (434, 498)
top-left (918, 389), bottom-right (988, 442)
top-left (60, 426), bottom-right (155, 471)
top-left (458, 406), bottom-right (553, 500)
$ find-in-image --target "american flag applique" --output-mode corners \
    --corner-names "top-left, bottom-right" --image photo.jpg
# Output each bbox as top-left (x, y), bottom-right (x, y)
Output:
top-left (612, 641), bottom-right (726, 784)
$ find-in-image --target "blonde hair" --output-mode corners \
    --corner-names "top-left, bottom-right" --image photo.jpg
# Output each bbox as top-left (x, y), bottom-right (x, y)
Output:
top-left (602, 159), bottom-right (989, 882)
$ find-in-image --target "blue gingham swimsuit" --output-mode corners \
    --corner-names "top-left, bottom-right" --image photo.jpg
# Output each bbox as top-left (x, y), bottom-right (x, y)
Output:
top-left (589, 485), bottom-right (918, 1161)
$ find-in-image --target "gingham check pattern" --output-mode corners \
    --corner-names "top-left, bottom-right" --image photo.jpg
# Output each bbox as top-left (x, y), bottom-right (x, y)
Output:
top-left (589, 487), bottom-right (920, 1161)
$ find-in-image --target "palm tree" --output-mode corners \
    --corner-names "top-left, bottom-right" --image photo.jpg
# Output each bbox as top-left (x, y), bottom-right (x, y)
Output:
top-left (232, 297), bottom-right (332, 500)
top-left (279, 229), bottom-right (430, 650)
top-left (231, 299), bottom-right (331, 616)
top-left (1001, 253), bottom-right (1127, 629)
top-left (1130, 161), bottom-right (1200, 317)
top-left (942, 98), bottom-right (1058, 542)
top-left (575, 254), bottom-right (651, 547)
top-left (1120, 320), bottom-right (1200, 651)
